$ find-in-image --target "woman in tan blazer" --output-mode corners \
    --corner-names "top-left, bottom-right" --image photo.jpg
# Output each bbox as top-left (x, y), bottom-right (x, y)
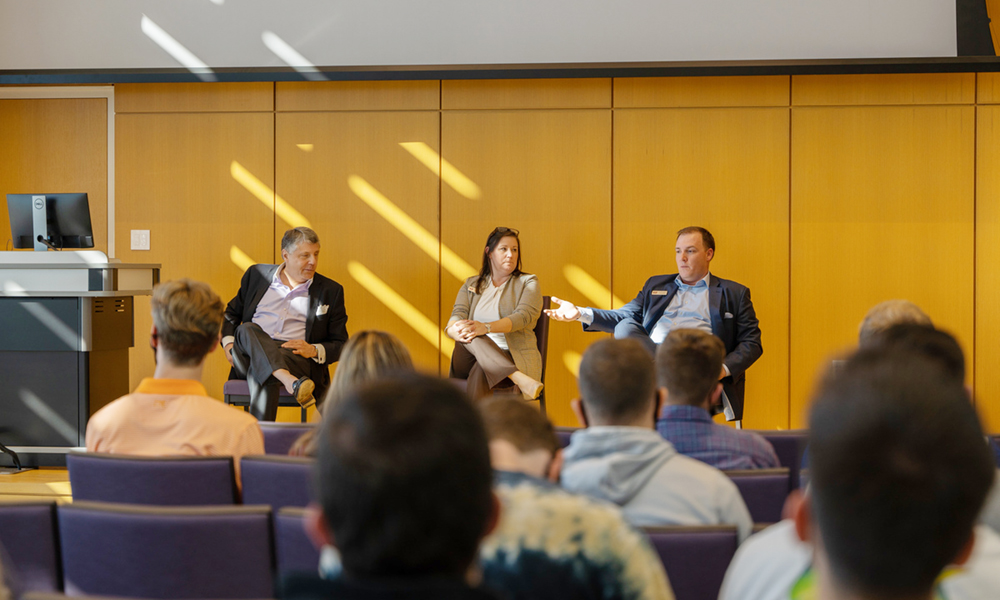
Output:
top-left (447, 227), bottom-right (543, 400)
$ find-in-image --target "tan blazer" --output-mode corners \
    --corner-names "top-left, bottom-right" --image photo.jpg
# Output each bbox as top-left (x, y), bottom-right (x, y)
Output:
top-left (448, 273), bottom-right (543, 386)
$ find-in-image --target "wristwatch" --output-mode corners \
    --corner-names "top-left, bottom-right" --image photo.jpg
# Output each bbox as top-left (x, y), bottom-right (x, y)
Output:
top-left (485, 323), bottom-right (492, 334)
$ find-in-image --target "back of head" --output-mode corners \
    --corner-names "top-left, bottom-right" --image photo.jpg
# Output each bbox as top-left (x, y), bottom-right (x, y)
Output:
top-left (858, 299), bottom-right (932, 346)
top-left (808, 349), bottom-right (994, 598)
top-left (150, 279), bottom-right (223, 366)
top-left (323, 330), bottom-right (413, 411)
top-left (578, 338), bottom-right (655, 425)
top-left (314, 373), bottom-right (494, 579)
top-left (655, 328), bottom-right (725, 406)
top-left (864, 323), bottom-right (965, 386)
top-left (480, 397), bottom-right (559, 456)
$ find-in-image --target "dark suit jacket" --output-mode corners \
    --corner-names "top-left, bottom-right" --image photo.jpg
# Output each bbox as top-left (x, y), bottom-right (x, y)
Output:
top-left (585, 273), bottom-right (762, 420)
top-left (222, 263), bottom-right (349, 393)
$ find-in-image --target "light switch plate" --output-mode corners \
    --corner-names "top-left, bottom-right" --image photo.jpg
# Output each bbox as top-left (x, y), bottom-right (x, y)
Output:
top-left (131, 229), bottom-right (150, 251)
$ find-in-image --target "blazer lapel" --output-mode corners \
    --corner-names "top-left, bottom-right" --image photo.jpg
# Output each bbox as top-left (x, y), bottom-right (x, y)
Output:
top-left (248, 264), bottom-right (278, 317)
top-left (644, 278), bottom-right (678, 331)
top-left (709, 274), bottom-right (724, 336)
top-left (305, 282), bottom-right (321, 343)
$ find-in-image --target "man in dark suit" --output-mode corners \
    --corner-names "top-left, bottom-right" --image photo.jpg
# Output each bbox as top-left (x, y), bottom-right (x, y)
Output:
top-left (546, 226), bottom-right (761, 422)
top-left (222, 227), bottom-right (348, 421)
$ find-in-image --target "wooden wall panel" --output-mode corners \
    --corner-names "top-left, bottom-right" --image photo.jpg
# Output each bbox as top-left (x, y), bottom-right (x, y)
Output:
top-left (792, 74), bottom-right (975, 106)
top-left (614, 76), bottom-right (789, 108)
top-left (441, 109), bottom-right (612, 427)
top-left (613, 107), bottom-right (790, 429)
top-left (116, 83), bottom-right (273, 113)
top-left (790, 105), bottom-right (975, 426)
top-left (442, 79), bottom-right (611, 110)
top-left (978, 73), bottom-right (1000, 104)
top-left (0, 98), bottom-right (108, 254)
top-left (977, 106), bottom-right (1000, 432)
top-left (276, 81), bottom-right (439, 112)
top-left (116, 112), bottom-right (275, 404)
top-left (274, 111), bottom-right (442, 375)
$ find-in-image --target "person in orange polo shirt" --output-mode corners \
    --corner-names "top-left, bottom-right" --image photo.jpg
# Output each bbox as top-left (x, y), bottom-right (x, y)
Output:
top-left (86, 279), bottom-right (263, 477)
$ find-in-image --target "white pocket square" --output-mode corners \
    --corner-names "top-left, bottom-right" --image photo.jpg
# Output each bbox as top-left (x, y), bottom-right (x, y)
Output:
top-left (317, 304), bottom-right (329, 316)
top-left (724, 312), bottom-right (734, 319)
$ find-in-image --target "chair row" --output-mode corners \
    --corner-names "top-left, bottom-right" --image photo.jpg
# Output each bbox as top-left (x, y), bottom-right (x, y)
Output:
top-left (0, 498), bottom-right (738, 600)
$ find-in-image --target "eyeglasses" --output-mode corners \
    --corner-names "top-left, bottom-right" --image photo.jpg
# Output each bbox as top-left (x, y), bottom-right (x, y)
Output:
top-left (491, 226), bottom-right (519, 236)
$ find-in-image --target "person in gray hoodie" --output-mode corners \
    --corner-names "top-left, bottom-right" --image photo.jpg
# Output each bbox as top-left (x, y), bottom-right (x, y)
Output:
top-left (561, 338), bottom-right (753, 542)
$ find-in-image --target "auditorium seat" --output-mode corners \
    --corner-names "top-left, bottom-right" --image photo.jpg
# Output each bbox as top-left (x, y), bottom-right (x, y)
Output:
top-left (723, 468), bottom-right (791, 523)
top-left (275, 507), bottom-right (322, 577)
top-left (241, 455), bottom-right (314, 511)
top-left (750, 429), bottom-right (807, 489)
top-left (58, 501), bottom-right (274, 599)
top-left (67, 452), bottom-right (238, 505)
top-left (224, 380), bottom-right (308, 423)
top-left (0, 500), bottom-right (62, 592)
top-left (259, 422), bottom-right (316, 455)
top-left (554, 426), bottom-right (578, 448)
top-left (642, 525), bottom-right (738, 600)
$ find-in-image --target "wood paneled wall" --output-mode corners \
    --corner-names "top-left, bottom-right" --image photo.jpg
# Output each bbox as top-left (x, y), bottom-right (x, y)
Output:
top-left (13, 72), bottom-right (1000, 429)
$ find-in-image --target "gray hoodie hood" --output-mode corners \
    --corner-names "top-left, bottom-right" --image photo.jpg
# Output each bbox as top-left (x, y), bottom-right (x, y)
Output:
top-left (560, 427), bottom-right (677, 506)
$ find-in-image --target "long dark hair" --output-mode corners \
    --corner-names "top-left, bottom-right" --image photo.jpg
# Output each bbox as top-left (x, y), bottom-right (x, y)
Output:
top-left (475, 227), bottom-right (524, 293)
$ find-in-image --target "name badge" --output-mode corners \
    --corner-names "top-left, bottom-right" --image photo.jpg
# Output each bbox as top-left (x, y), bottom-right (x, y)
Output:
top-left (651, 290), bottom-right (669, 296)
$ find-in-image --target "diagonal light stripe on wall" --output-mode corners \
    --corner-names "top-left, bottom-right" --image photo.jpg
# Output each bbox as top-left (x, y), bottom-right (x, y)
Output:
top-left (563, 264), bottom-right (625, 310)
top-left (231, 161), bottom-right (312, 228)
top-left (262, 31), bottom-right (328, 82)
top-left (140, 15), bottom-right (217, 82)
top-left (564, 351), bottom-right (582, 378)
top-left (399, 142), bottom-right (483, 200)
top-left (229, 246), bottom-right (257, 273)
top-left (348, 260), bottom-right (455, 358)
top-left (348, 175), bottom-right (476, 281)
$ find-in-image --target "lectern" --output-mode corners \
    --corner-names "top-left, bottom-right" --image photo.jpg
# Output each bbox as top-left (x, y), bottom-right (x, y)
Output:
top-left (0, 251), bottom-right (160, 466)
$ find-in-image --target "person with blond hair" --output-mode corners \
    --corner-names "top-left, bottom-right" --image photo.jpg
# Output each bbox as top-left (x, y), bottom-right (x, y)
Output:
top-left (86, 279), bottom-right (263, 474)
top-left (857, 299), bottom-right (932, 346)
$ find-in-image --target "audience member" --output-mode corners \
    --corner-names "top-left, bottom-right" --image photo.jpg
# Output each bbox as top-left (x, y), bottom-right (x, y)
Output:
top-left (560, 338), bottom-right (753, 541)
top-left (288, 330), bottom-right (412, 456)
top-left (654, 329), bottom-right (779, 469)
top-left (721, 348), bottom-right (999, 600)
top-left (857, 299), bottom-right (931, 347)
top-left (478, 397), bottom-right (674, 600)
top-left (86, 279), bottom-right (263, 479)
top-left (280, 374), bottom-right (501, 600)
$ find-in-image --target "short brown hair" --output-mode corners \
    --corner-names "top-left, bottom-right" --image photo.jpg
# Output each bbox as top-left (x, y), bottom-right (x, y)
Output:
top-left (479, 397), bottom-right (559, 456)
top-left (578, 338), bottom-right (655, 423)
top-left (655, 329), bottom-right (725, 406)
top-left (676, 226), bottom-right (715, 252)
top-left (150, 279), bottom-right (224, 366)
top-left (281, 226), bottom-right (320, 253)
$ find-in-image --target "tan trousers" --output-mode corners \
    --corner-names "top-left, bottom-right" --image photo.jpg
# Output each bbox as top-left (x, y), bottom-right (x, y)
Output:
top-left (449, 336), bottom-right (518, 400)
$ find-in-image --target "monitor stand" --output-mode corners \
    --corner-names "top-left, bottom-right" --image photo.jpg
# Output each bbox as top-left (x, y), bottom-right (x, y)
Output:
top-left (31, 195), bottom-right (49, 251)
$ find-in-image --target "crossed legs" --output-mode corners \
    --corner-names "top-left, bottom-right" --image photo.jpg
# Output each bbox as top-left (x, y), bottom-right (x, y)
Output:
top-left (451, 336), bottom-right (543, 401)
top-left (231, 322), bottom-right (314, 421)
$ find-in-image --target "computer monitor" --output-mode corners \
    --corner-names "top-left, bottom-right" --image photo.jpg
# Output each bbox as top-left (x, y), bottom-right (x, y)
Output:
top-left (7, 193), bottom-right (94, 251)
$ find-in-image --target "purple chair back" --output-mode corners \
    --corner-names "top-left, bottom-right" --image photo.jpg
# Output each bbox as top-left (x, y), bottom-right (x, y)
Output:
top-left (275, 507), bottom-right (322, 577)
top-left (724, 468), bottom-right (791, 523)
top-left (259, 422), bottom-right (317, 455)
top-left (751, 429), bottom-right (807, 488)
top-left (0, 500), bottom-right (62, 592)
top-left (241, 455), bottom-right (314, 511)
top-left (58, 501), bottom-right (274, 599)
top-left (67, 452), bottom-right (237, 506)
top-left (643, 525), bottom-right (738, 600)
top-left (554, 427), bottom-right (578, 449)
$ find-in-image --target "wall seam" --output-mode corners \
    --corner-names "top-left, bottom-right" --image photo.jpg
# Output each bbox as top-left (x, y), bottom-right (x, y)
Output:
top-left (787, 75), bottom-right (793, 430)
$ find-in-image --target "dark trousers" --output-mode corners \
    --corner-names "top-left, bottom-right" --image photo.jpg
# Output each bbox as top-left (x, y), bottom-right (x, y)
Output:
top-left (231, 322), bottom-right (312, 421)
top-left (450, 336), bottom-right (518, 401)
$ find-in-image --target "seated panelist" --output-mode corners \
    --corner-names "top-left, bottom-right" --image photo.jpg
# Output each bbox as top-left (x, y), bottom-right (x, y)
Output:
top-left (222, 227), bottom-right (349, 421)
top-left (545, 226), bottom-right (762, 421)
top-left (446, 227), bottom-right (544, 401)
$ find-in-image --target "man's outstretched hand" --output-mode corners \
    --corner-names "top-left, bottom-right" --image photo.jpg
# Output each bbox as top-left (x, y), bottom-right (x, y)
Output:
top-left (544, 297), bottom-right (582, 322)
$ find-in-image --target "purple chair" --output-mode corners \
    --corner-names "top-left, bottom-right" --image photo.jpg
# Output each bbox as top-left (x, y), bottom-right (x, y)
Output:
top-left (241, 455), bottom-right (314, 511)
top-left (554, 427), bottom-right (578, 449)
top-left (750, 429), bottom-right (807, 489)
top-left (58, 501), bottom-right (274, 599)
top-left (223, 379), bottom-right (308, 423)
top-left (67, 452), bottom-right (237, 506)
top-left (642, 525), bottom-right (738, 600)
top-left (259, 422), bottom-right (317, 455)
top-left (723, 468), bottom-right (791, 523)
top-left (275, 507), bottom-right (321, 577)
top-left (0, 500), bottom-right (62, 592)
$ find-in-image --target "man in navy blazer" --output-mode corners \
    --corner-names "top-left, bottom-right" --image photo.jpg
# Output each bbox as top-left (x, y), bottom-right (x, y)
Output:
top-left (546, 226), bottom-right (761, 421)
top-left (221, 227), bottom-right (349, 421)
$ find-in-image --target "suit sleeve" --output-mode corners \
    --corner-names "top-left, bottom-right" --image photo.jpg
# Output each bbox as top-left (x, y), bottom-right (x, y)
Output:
top-left (505, 274), bottom-right (541, 332)
top-left (723, 286), bottom-right (762, 380)
top-left (221, 267), bottom-right (255, 343)
top-left (583, 287), bottom-right (647, 333)
top-left (447, 278), bottom-right (474, 330)
top-left (319, 283), bottom-right (349, 363)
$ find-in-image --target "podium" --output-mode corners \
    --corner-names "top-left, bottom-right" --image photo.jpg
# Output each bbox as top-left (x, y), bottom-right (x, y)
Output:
top-left (0, 251), bottom-right (160, 466)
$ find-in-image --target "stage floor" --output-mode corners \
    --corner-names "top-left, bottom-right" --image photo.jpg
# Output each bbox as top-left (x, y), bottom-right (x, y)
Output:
top-left (0, 467), bottom-right (71, 503)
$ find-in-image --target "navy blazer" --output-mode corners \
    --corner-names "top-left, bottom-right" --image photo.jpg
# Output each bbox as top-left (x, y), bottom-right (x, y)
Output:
top-left (222, 263), bottom-right (349, 392)
top-left (585, 273), bottom-right (762, 420)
